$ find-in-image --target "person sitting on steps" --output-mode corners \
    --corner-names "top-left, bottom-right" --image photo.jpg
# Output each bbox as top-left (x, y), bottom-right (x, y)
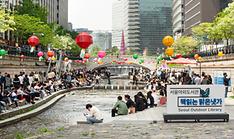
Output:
top-left (84, 104), bottom-right (103, 124)
top-left (112, 96), bottom-right (128, 117)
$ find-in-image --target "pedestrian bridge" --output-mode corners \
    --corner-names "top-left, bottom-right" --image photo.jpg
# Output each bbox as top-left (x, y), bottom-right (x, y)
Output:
top-left (92, 63), bottom-right (151, 76)
top-left (87, 56), bottom-right (156, 72)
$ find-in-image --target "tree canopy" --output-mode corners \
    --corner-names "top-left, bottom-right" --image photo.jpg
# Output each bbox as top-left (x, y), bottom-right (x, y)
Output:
top-left (172, 36), bottom-right (199, 55)
top-left (13, 14), bottom-right (54, 46)
top-left (192, 1), bottom-right (234, 46)
top-left (15, 0), bottom-right (48, 22)
top-left (0, 9), bottom-right (15, 32)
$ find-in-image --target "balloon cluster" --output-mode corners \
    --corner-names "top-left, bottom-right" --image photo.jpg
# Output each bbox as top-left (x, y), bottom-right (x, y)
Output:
top-left (162, 36), bottom-right (174, 56)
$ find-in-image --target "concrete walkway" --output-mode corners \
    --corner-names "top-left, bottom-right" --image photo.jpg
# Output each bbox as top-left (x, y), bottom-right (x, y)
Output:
top-left (112, 98), bottom-right (234, 122)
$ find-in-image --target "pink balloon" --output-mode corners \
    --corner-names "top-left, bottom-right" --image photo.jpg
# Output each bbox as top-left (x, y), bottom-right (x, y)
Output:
top-left (37, 51), bottom-right (44, 57)
top-left (98, 51), bottom-right (106, 58)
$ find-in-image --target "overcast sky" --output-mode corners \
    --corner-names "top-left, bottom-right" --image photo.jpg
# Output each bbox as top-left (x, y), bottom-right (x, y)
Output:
top-left (68, 0), bottom-right (113, 30)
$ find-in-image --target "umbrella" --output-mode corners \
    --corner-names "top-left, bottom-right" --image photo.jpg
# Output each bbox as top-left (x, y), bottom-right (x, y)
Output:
top-left (166, 57), bottom-right (197, 64)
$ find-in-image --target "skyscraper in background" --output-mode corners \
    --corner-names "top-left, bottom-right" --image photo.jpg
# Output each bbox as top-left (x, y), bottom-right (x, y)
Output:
top-left (35, 0), bottom-right (69, 30)
top-left (122, 0), bottom-right (140, 51)
top-left (184, 0), bottom-right (232, 35)
top-left (139, 0), bottom-right (173, 55)
top-left (172, 0), bottom-right (185, 38)
top-left (92, 31), bottom-right (112, 50)
top-left (112, 0), bottom-right (124, 48)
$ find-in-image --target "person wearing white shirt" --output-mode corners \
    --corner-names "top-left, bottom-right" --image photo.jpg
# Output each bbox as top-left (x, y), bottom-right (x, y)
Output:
top-left (84, 104), bottom-right (103, 124)
top-left (18, 75), bottom-right (24, 85)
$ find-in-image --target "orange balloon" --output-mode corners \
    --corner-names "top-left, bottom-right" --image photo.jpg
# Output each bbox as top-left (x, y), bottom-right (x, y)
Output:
top-left (162, 36), bottom-right (174, 47)
top-left (165, 47), bottom-right (174, 56)
top-left (98, 61), bottom-right (103, 65)
top-left (194, 54), bottom-right (199, 60)
top-left (198, 56), bottom-right (202, 61)
top-left (47, 51), bottom-right (54, 57)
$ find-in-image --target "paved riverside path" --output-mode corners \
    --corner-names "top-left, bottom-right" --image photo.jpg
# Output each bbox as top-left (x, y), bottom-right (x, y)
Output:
top-left (112, 97), bottom-right (234, 122)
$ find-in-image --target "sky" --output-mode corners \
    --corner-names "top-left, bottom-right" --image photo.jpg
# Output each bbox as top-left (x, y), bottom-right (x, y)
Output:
top-left (68, 0), bottom-right (113, 31)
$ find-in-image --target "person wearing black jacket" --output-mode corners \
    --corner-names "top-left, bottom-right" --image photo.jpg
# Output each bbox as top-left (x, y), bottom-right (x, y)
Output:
top-left (134, 92), bottom-right (147, 111)
top-left (223, 73), bottom-right (230, 98)
top-left (124, 95), bottom-right (136, 114)
top-left (13, 75), bottom-right (20, 89)
top-left (147, 91), bottom-right (154, 108)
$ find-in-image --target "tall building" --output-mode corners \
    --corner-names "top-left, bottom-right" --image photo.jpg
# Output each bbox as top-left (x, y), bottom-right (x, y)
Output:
top-left (92, 31), bottom-right (112, 50)
top-left (35, 0), bottom-right (68, 30)
top-left (184, 0), bottom-right (232, 35)
top-left (73, 28), bottom-right (93, 34)
top-left (122, 0), bottom-right (140, 51)
top-left (172, 0), bottom-right (185, 38)
top-left (112, 0), bottom-right (124, 48)
top-left (139, 0), bottom-right (173, 54)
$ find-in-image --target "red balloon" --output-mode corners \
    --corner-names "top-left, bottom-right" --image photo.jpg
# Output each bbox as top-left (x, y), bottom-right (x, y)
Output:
top-left (75, 32), bottom-right (93, 49)
top-left (47, 51), bottom-right (54, 57)
top-left (176, 54), bottom-right (182, 58)
top-left (123, 58), bottom-right (128, 61)
top-left (84, 53), bottom-right (90, 59)
top-left (28, 36), bottom-right (39, 46)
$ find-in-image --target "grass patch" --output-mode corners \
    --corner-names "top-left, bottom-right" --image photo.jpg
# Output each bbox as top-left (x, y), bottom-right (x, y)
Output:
top-left (15, 132), bottom-right (24, 139)
top-left (91, 132), bottom-right (96, 137)
top-left (230, 96), bottom-right (234, 99)
top-left (81, 132), bottom-right (89, 136)
top-left (57, 127), bottom-right (65, 131)
top-left (39, 127), bottom-right (50, 133)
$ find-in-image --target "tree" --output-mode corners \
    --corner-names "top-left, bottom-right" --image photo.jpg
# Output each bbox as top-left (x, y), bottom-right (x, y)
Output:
top-left (15, 0), bottom-right (48, 22)
top-left (172, 36), bottom-right (199, 55)
top-left (52, 35), bottom-right (80, 55)
top-left (13, 14), bottom-right (54, 46)
top-left (89, 45), bottom-right (101, 57)
top-left (210, 1), bottom-right (234, 46)
top-left (192, 22), bottom-right (212, 43)
top-left (106, 46), bottom-right (120, 56)
top-left (0, 9), bottom-right (15, 32)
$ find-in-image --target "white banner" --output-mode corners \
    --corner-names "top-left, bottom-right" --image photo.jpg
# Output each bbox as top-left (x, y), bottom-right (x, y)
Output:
top-left (167, 85), bottom-right (225, 114)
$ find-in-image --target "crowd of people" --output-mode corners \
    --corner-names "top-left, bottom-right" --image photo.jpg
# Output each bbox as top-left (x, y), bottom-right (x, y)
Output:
top-left (1, 66), bottom-right (231, 125)
top-left (0, 68), bottom-right (111, 113)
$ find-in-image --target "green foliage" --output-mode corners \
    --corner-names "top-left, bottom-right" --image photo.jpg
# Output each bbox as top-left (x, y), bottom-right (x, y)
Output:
top-left (15, 0), bottom-right (48, 22)
top-left (192, 1), bottom-right (234, 45)
top-left (13, 14), bottom-right (54, 45)
top-left (89, 45), bottom-right (101, 57)
top-left (172, 36), bottom-right (199, 55)
top-left (0, 9), bottom-right (15, 32)
top-left (106, 46), bottom-right (120, 55)
top-left (15, 132), bottom-right (24, 139)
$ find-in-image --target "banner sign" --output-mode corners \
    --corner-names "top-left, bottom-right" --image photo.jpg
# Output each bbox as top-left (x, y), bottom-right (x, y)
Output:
top-left (167, 85), bottom-right (225, 114)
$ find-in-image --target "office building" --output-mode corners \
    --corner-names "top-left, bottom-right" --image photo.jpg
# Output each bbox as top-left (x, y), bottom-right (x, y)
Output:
top-left (122, 0), bottom-right (140, 51)
top-left (73, 28), bottom-right (93, 34)
top-left (139, 0), bottom-right (173, 54)
top-left (35, 0), bottom-right (69, 30)
top-left (172, 0), bottom-right (185, 38)
top-left (67, 22), bottom-right (73, 31)
top-left (92, 31), bottom-right (112, 50)
top-left (112, 0), bottom-right (124, 48)
top-left (184, 0), bottom-right (232, 35)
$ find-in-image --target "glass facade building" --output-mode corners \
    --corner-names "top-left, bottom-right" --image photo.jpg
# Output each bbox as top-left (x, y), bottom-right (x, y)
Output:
top-left (139, 0), bottom-right (173, 55)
